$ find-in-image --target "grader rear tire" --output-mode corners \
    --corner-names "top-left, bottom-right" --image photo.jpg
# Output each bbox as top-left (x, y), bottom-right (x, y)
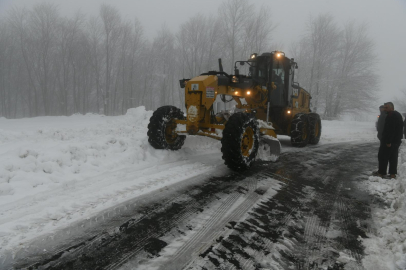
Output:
top-left (147, 106), bottom-right (186, 150)
top-left (221, 113), bottom-right (259, 171)
top-left (290, 113), bottom-right (310, 147)
top-left (308, 113), bottom-right (321, 145)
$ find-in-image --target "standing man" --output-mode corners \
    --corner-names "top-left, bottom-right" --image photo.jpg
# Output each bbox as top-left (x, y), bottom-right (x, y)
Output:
top-left (377, 105), bottom-right (387, 140)
top-left (375, 105), bottom-right (387, 178)
top-left (403, 114), bottom-right (406, 139)
top-left (373, 102), bottom-right (404, 178)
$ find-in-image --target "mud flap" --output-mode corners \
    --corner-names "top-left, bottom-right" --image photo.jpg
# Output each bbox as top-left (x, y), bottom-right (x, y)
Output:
top-left (257, 135), bottom-right (281, 162)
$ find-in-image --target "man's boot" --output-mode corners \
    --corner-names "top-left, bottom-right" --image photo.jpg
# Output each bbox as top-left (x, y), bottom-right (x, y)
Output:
top-left (372, 171), bottom-right (384, 177)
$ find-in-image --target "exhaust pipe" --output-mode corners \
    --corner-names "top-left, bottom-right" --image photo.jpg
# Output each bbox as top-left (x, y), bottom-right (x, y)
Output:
top-left (218, 58), bottom-right (224, 72)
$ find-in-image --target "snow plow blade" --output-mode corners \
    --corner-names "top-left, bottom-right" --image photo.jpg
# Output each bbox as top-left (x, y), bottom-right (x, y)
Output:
top-left (257, 135), bottom-right (281, 162)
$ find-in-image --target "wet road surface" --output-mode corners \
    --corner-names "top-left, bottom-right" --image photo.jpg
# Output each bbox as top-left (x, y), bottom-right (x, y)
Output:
top-left (17, 141), bottom-right (378, 270)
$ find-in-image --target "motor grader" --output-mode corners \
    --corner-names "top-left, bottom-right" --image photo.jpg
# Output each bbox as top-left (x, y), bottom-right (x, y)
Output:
top-left (147, 51), bottom-right (321, 171)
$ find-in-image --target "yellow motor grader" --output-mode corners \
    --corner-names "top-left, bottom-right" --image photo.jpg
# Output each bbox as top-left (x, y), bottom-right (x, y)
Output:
top-left (147, 51), bottom-right (321, 171)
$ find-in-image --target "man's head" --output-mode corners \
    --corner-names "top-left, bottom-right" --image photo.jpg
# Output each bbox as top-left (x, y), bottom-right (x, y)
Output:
top-left (379, 105), bottom-right (384, 112)
top-left (384, 102), bottom-right (394, 112)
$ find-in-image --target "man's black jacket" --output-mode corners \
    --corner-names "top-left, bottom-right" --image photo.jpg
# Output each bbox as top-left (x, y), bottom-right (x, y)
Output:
top-left (377, 111), bottom-right (387, 140)
top-left (404, 118), bottom-right (406, 138)
top-left (382, 110), bottom-right (403, 145)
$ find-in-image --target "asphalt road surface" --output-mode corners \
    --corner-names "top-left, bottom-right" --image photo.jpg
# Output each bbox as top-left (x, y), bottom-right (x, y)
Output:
top-left (16, 141), bottom-right (378, 270)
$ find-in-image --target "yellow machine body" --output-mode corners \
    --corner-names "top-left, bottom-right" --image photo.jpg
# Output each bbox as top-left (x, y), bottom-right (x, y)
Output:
top-left (148, 52), bottom-right (320, 171)
top-left (176, 74), bottom-right (311, 139)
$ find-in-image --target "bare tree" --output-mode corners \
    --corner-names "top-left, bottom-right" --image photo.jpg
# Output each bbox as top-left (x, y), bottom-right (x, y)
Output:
top-left (8, 7), bottom-right (39, 116)
top-left (99, 4), bottom-right (122, 115)
top-left (219, 0), bottom-right (254, 73)
top-left (203, 16), bottom-right (222, 72)
top-left (176, 14), bottom-right (224, 80)
top-left (127, 18), bottom-right (145, 110)
top-left (290, 38), bottom-right (312, 87)
top-left (87, 17), bottom-right (103, 114)
top-left (327, 21), bottom-right (378, 117)
top-left (151, 25), bottom-right (177, 108)
top-left (241, 5), bottom-right (275, 57)
top-left (177, 14), bottom-right (207, 78)
top-left (54, 13), bottom-right (85, 115)
top-left (307, 14), bottom-right (340, 112)
top-left (291, 15), bottom-right (378, 118)
top-left (28, 3), bottom-right (59, 115)
top-left (139, 42), bottom-right (156, 109)
top-left (72, 29), bottom-right (93, 115)
top-left (1, 2), bottom-right (150, 118)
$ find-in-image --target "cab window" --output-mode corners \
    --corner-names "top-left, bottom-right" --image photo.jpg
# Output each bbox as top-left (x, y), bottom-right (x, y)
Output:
top-left (258, 62), bottom-right (267, 79)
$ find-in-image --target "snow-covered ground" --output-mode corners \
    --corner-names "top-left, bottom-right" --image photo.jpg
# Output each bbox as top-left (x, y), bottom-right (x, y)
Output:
top-left (0, 107), bottom-right (225, 256)
top-left (0, 106), bottom-right (403, 269)
top-left (362, 145), bottom-right (406, 270)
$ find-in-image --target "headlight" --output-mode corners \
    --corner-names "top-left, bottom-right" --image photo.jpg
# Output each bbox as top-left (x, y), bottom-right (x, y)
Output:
top-left (250, 53), bottom-right (257, 59)
top-left (287, 110), bottom-right (291, 114)
top-left (232, 76), bottom-right (239, 83)
top-left (246, 91), bottom-right (251, 95)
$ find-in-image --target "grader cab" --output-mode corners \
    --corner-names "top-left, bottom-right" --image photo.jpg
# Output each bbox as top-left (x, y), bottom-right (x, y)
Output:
top-left (147, 51), bottom-right (321, 171)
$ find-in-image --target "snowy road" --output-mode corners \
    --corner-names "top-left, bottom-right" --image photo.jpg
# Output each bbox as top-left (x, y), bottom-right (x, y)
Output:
top-left (2, 109), bottom-right (404, 269)
top-left (14, 140), bottom-right (378, 270)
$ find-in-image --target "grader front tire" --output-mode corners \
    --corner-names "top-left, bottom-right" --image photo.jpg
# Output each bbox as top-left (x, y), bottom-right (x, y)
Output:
top-left (147, 106), bottom-right (186, 150)
top-left (221, 113), bottom-right (260, 171)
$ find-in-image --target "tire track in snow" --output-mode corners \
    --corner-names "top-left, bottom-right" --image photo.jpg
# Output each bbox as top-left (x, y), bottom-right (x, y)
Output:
top-left (116, 173), bottom-right (279, 270)
top-left (21, 191), bottom-right (201, 270)
top-left (114, 173), bottom-right (271, 270)
top-left (191, 142), bottom-right (376, 270)
top-left (299, 179), bottom-right (341, 269)
top-left (161, 190), bottom-right (246, 270)
top-left (334, 197), bottom-right (366, 269)
top-left (153, 174), bottom-right (273, 270)
top-left (11, 162), bottom-right (227, 270)
top-left (191, 171), bottom-right (302, 270)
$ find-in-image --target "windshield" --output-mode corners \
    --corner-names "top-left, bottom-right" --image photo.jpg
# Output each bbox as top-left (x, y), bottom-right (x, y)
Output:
top-left (248, 57), bottom-right (268, 84)
top-left (249, 56), bottom-right (286, 86)
top-left (258, 61), bottom-right (267, 79)
top-left (271, 60), bottom-right (285, 83)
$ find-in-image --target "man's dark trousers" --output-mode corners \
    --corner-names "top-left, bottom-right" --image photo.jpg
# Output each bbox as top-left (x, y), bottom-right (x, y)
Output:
top-left (378, 141), bottom-right (400, 175)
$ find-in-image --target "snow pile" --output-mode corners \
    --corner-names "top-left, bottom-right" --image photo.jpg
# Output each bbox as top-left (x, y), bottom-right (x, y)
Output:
top-left (0, 107), bottom-right (220, 205)
top-left (362, 140), bottom-right (406, 270)
top-left (0, 106), bottom-right (222, 255)
top-left (0, 107), bottom-right (153, 204)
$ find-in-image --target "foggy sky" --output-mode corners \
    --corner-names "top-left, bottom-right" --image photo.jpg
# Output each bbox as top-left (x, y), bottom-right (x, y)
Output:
top-left (1, 0), bottom-right (406, 111)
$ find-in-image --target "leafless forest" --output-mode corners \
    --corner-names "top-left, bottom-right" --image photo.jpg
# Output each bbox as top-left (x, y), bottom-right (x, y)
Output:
top-left (0, 0), bottom-right (378, 119)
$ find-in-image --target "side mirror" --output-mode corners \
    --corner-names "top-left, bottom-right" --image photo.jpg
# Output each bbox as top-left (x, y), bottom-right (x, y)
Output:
top-left (179, 79), bottom-right (189, 89)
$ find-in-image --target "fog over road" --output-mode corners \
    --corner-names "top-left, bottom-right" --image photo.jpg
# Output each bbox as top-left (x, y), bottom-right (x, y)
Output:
top-left (16, 141), bottom-right (377, 270)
